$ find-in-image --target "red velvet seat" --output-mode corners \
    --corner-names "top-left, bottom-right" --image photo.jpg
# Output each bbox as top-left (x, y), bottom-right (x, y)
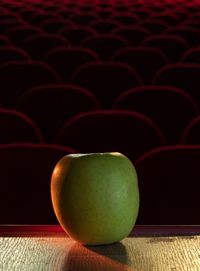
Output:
top-left (78, 4), bottom-right (96, 13)
top-left (132, 8), bottom-right (151, 20)
top-left (185, 19), bottom-right (200, 31)
top-left (6, 25), bottom-right (45, 46)
top-left (135, 145), bottom-right (200, 224)
top-left (0, 35), bottom-right (12, 46)
top-left (19, 9), bottom-right (40, 21)
top-left (150, 13), bottom-right (180, 26)
top-left (0, 61), bottom-right (60, 106)
top-left (23, 34), bottom-right (70, 60)
top-left (39, 19), bottom-right (72, 34)
top-left (180, 116), bottom-right (200, 144)
top-left (44, 47), bottom-right (99, 83)
top-left (69, 61), bottom-right (142, 108)
top-left (0, 47), bottom-right (31, 64)
top-left (0, 108), bottom-right (43, 144)
top-left (142, 34), bottom-right (189, 62)
top-left (165, 26), bottom-right (200, 47)
top-left (59, 26), bottom-right (97, 46)
top-left (0, 143), bottom-right (76, 224)
top-left (0, 12), bottom-right (22, 22)
top-left (138, 19), bottom-right (169, 34)
top-left (152, 63), bottom-right (200, 108)
top-left (56, 110), bottom-right (166, 161)
top-left (28, 12), bottom-right (61, 26)
top-left (113, 4), bottom-right (132, 13)
top-left (181, 47), bottom-right (200, 63)
top-left (173, 9), bottom-right (188, 21)
top-left (58, 9), bottom-right (75, 20)
top-left (15, 84), bottom-right (101, 142)
top-left (82, 34), bottom-right (129, 60)
top-left (189, 12), bottom-right (200, 21)
top-left (112, 46), bottom-right (168, 83)
top-left (90, 19), bottom-right (122, 34)
top-left (69, 13), bottom-right (100, 25)
top-left (95, 8), bottom-right (116, 19)
top-left (111, 13), bottom-right (139, 25)
top-left (113, 26), bottom-right (150, 46)
top-left (0, 19), bottom-right (24, 34)
top-left (113, 85), bottom-right (199, 144)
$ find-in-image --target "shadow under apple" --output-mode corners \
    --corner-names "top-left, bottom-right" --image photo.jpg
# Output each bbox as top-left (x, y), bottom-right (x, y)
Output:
top-left (61, 241), bottom-right (139, 271)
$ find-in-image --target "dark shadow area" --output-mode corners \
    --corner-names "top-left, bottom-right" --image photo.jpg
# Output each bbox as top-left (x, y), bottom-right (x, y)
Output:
top-left (61, 241), bottom-right (139, 271)
top-left (85, 242), bottom-right (128, 264)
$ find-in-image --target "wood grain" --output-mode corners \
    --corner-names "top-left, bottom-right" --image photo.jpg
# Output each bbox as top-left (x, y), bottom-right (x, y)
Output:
top-left (0, 234), bottom-right (199, 270)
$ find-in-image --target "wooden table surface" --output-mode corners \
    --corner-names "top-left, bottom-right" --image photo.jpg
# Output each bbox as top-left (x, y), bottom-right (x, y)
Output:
top-left (0, 225), bottom-right (199, 271)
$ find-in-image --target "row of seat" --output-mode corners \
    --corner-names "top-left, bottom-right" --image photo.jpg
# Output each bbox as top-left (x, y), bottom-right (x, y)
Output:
top-left (1, 60), bottom-right (200, 108)
top-left (1, 1), bottom-right (200, 15)
top-left (1, 0), bottom-right (198, 6)
top-left (0, 33), bottom-right (198, 65)
top-left (0, 33), bottom-right (195, 61)
top-left (1, 2), bottom-right (199, 9)
top-left (1, 11), bottom-right (200, 26)
top-left (14, 84), bottom-right (198, 144)
top-left (3, 15), bottom-right (200, 35)
top-left (2, 106), bottom-right (200, 159)
top-left (0, 32), bottom-right (199, 63)
top-left (0, 143), bottom-right (199, 225)
top-left (1, 18), bottom-right (200, 41)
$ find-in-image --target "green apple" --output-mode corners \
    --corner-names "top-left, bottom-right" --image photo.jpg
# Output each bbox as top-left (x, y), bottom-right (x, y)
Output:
top-left (51, 152), bottom-right (139, 245)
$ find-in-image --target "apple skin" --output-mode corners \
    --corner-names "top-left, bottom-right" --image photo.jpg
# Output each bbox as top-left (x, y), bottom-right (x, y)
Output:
top-left (51, 152), bottom-right (139, 245)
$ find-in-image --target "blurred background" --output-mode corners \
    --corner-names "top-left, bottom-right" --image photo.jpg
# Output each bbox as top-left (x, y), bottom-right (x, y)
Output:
top-left (0, 0), bottom-right (200, 225)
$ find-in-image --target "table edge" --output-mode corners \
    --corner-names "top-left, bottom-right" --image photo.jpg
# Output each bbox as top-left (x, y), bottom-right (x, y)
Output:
top-left (0, 225), bottom-right (199, 237)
